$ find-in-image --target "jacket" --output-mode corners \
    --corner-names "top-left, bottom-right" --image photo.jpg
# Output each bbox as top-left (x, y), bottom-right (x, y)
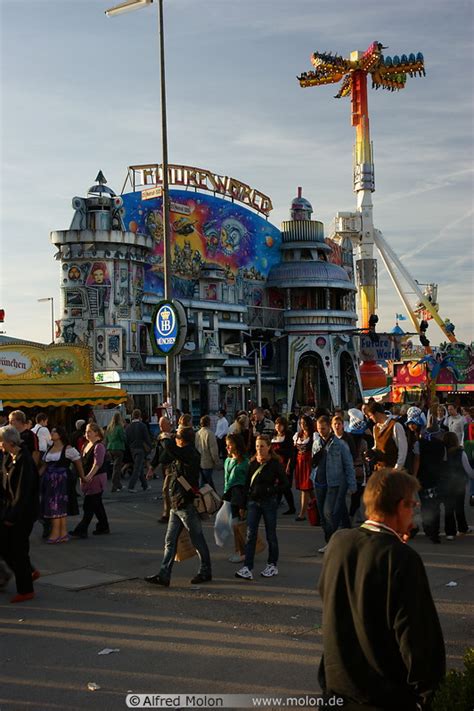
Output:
top-left (224, 457), bottom-right (249, 493)
top-left (159, 439), bottom-right (201, 510)
top-left (312, 434), bottom-right (356, 490)
top-left (246, 457), bottom-right (288, 503)
top-left (319, 528), bottom-right (445, 710)
top-left (1, 445), bottom-right (39, 525)
top-left (105, 425), bottom-right (126, 451)
top-left (195, 427), bottom-right (220, 469)
top-left (126, 420), bottom-right (152, 451)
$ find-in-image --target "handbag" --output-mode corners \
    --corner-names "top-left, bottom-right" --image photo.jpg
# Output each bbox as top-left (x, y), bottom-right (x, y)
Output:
top-left (234, 520), bottom-right (266, 555)
top-left (177, 476), bottom-right (222, 516)
top-left (174, 528), bottom-right (197, 562)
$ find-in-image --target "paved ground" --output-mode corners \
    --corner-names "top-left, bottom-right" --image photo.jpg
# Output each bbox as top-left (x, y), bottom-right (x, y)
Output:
top-left (1, 474), bottom-right (473, 711)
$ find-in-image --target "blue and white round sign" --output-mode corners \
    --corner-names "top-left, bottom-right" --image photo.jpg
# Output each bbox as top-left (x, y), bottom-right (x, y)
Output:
top-left (151, 300), bottom-right (187, 355)
top-left (154, 303), bottom-right (177, 353)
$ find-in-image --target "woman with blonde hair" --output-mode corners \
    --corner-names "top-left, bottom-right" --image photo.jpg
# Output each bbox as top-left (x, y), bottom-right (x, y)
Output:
top-left (105, 412), bottom-right (126, 492)
top-left (70, 423), bottom-right (110, 539)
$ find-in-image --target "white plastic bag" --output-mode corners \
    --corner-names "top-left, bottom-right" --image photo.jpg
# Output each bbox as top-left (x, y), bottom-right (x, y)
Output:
top-left (214, 500), bottom-right (233, 547)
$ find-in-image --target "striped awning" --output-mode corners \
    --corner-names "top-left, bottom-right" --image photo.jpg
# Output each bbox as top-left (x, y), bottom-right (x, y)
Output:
top-left (0, 383), bottom-right (127, 408)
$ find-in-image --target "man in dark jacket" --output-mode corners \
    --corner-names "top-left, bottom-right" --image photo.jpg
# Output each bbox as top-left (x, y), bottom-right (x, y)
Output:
top-left (318, 468), bottom-right (445, 711)
top-left (126, 408), bottom-right (152, 492)
top-left (144, 428), bottom-right (212, 587)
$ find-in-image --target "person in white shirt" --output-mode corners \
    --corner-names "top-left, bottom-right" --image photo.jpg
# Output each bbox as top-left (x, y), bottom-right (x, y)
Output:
top-left (215, 410), bottom-right (229, 459)
top-left (31, 412), bottom-right (52, 454)
top-left (366, 402), bottom-right (408, 470)
top-left (446, 404), bottom-right (465, 445)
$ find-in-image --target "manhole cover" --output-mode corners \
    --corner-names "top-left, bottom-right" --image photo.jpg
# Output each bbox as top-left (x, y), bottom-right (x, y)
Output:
top-left (36, 568), bottom-right (130, 590)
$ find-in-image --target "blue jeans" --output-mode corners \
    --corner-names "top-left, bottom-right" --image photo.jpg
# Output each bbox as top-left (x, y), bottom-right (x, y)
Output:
top-left (200, 468), bottom-right (215, 489)
top-left (315, 481), bottom-right (349, 543)
top-left (244, 498), bottom-right (279, 571)
top-left (159, 504), bottom-right (212, 581)
top-left (129, 448), bottom-right (147, 490)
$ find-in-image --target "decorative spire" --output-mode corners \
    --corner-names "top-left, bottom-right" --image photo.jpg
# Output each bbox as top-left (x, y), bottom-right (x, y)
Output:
top-left (95, 170), bottom-right (107, 185)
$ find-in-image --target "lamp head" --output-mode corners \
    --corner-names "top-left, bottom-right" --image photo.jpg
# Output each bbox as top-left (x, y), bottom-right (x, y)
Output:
top-left (105, 0), bottom-right (152, 18)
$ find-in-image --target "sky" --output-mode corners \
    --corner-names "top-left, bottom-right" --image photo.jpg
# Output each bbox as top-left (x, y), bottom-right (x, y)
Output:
top-left (1, 0), bottom-right (473, 346)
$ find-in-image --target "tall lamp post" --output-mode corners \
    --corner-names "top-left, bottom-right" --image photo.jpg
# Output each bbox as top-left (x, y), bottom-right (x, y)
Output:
top-left (105, 0), bottom-right (175, 414)
top-left (38, 297), bottom-right (55, 343)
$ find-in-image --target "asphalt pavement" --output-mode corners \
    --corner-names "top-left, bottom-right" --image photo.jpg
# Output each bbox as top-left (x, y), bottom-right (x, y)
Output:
top-left (1, 471), bottom-right (473, 711)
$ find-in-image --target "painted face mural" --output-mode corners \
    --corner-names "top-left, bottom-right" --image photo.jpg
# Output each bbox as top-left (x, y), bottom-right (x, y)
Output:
top-left (121, 190), bottom-right (281, 299)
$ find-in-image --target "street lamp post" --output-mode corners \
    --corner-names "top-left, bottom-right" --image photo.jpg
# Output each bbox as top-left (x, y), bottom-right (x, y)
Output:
top-left (38, 297), bottom-right (55, 343)
top-left (105, 0), bottom-right (176, 415)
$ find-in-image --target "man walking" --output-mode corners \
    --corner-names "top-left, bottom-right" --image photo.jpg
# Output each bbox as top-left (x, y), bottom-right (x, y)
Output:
top-left (215, 410), bottom-right (229, 460)
top-left (312, 416), bottom-right (356, 554)
top-left (195, 415), bottom-right (220, 489)
top-left (31, 413), bottom-right (51, 456)
top-left (147, 416), bottom-right (173, 523)
top-left (144, 427), bottom-right (212, 587)
top-left (125, 409), bottom-right (152, 492)
top-left (8, 411), bottom-right (40, 467)
top-left (318, 468), bottom-right (445, 711)
top-left (366, 402), bottom-right (408, 470)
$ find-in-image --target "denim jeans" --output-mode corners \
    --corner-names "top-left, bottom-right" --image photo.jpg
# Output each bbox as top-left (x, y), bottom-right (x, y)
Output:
top-left (244, 498), bottom-right (279, 571)
top-left (315, 480), bottom-right (349, 543)
top-left (200, 468), bottom-right (216, 489)
top-left (129, 448), bottom-right (147, 490)
top-left (159, 504), bottom-right (212, 581)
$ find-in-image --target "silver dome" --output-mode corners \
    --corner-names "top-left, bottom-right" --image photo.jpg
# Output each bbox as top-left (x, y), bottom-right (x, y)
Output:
top-left (267, 260), bottom-right (356, 290)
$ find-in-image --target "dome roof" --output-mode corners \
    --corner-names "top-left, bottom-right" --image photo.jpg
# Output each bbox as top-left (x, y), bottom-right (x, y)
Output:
top-left (87, 170), bottom-right (116, 198)
top-left (267, 260), bottom-right (356, 290)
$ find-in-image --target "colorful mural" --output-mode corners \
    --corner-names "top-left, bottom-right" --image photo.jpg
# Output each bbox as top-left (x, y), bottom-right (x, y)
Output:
top-left (121, 189), bottom-right (281, 299)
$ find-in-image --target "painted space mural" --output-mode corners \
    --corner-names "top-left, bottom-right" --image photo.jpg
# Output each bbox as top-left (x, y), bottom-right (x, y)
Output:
top-left (121, 189), bottom-right (282, 301)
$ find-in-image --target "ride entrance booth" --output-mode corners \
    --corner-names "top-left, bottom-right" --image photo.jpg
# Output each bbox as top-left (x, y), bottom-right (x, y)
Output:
top-left (0, 340), bottom-right (126, 425)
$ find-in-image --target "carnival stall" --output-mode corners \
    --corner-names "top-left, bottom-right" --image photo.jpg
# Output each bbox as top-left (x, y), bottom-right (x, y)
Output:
top-left (0, 339), bottom-right (126, 425)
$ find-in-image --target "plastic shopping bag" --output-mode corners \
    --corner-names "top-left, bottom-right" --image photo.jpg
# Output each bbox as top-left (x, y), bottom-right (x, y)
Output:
top-left (214, 500), bottom-right (233, 547)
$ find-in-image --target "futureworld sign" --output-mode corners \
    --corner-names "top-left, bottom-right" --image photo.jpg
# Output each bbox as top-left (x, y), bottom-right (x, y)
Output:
top-left (124, 163), bottom-right (273, 217)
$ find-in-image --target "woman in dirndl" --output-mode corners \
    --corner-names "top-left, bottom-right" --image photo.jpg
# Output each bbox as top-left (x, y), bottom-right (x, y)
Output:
top-left (293, 415), bottom-right (314, 521)
top-left (40, 426), bottom-right (84, 543)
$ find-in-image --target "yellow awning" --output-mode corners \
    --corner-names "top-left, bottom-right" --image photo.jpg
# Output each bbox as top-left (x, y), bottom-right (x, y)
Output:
top-left (0, 383), bottom-right (127, 408)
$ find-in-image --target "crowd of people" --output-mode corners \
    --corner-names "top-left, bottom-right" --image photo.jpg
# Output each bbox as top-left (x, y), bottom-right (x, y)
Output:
top-left (0, 400), bottom-right (473, 604)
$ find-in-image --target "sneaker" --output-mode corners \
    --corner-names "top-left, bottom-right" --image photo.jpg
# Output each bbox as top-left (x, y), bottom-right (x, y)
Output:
top-left (111, 487), bottom-right (123, 492)
top-left (282, 509), bottom-right (296, 516)
top-left (127, 489), bottom-right (136, 493)
top-left (318, 544), bottom-right (328, 554)
top-left (260, 563), bottom-right (278, 578)
top-left (31, 570), bottom-right (41, 582)
top-left (92, 528), bottom-right (110, 536)
top-left (459, 527), bottom-right (472, 536)
top-left (228, 553), bottom-right (244, 563)
top-left (446, 535), bottom-right (455, 541)
top-left (235, 566), bottom-right (253, 580)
